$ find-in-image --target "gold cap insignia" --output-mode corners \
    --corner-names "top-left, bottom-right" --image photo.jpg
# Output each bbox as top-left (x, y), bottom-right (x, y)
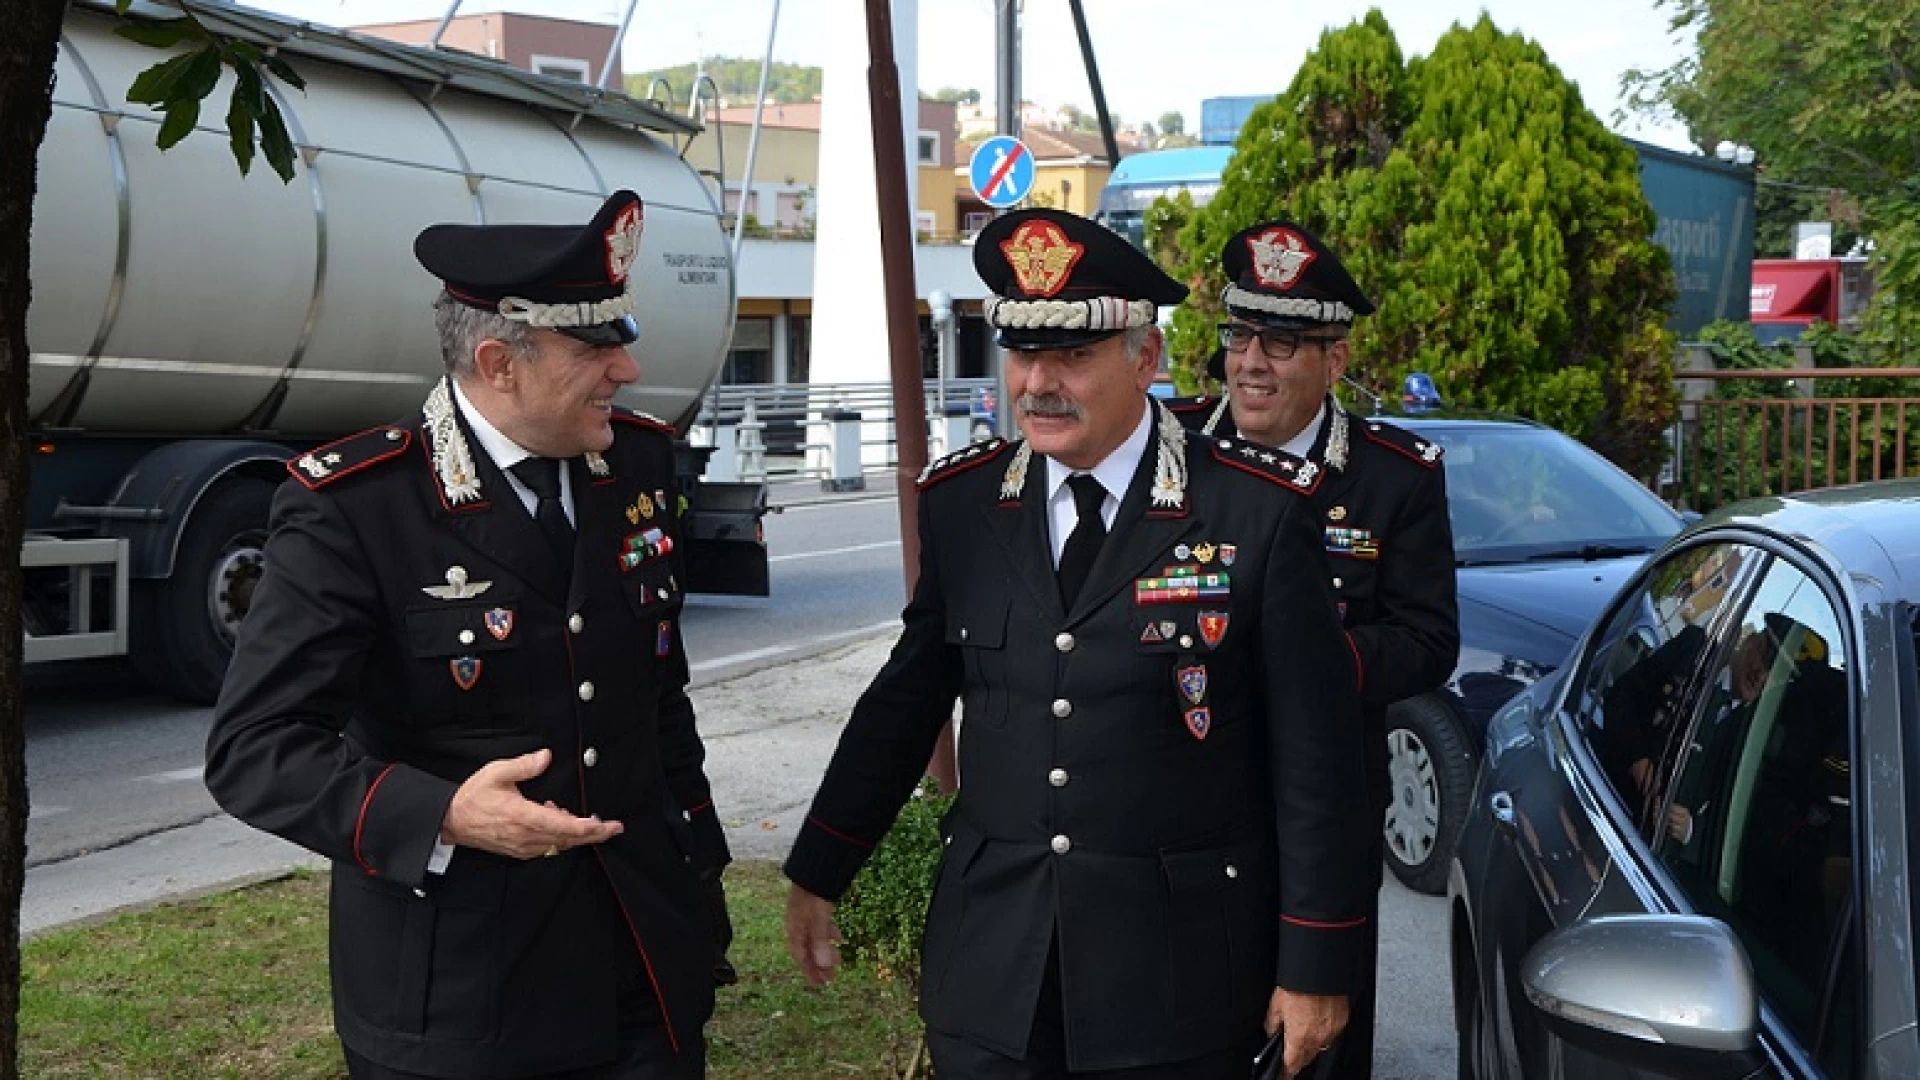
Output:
top-left (1000, 221), bottom-right (1084, 298)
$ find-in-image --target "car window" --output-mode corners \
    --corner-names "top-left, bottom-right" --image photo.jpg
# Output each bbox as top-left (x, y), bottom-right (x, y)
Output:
top-left (1413, 424), bottom-right (1681, 564)
top-left (1565, 543), bottom-right (1757, 834)
top-left (1654, 558), bottom-right (1856, 1076)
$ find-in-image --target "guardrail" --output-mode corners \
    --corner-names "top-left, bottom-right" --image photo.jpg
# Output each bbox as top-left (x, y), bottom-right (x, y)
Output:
top-left (693, 379), bottom-right (1000, 485)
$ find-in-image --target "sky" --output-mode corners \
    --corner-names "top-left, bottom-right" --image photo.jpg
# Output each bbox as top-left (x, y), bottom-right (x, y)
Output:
top-left (247, 0), bottom-right (1697, 151)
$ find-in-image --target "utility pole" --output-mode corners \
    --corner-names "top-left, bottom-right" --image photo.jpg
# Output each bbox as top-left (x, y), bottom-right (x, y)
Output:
top-left (995, 0), bottom-right (1020, 138)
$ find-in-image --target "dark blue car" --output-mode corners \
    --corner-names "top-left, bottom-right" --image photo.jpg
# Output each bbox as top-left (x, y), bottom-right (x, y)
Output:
top-left (1379, 415), bottom-right (1686, 893)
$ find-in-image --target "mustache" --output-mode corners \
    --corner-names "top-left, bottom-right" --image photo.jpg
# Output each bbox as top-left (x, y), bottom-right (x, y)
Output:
top-left (1017, 393), bottom-right (1082, 419)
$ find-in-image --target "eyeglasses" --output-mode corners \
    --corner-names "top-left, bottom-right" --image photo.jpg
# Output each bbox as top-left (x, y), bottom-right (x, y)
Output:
top-left (1217, 323), bottom-right (1339, 360)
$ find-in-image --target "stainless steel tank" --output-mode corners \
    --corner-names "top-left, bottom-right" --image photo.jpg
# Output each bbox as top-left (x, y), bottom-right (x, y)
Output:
top-left (31, 3), bottom-right (735, 437)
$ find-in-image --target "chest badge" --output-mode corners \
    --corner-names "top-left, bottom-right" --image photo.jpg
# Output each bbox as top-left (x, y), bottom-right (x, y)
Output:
top-left (484, 608), bottom-right (514, 642)
top-left (450, 655), bottom-right (482, 691)
top-left (1192, 542), bottom-right (1217, 564)
top-left (422, 565), bottom-right (492, 601)
top-left (1183, 706), bottom-right (1212, 741)
top-left (1218, 544), bottom-right (1236, 567)
top-left (1328, 505), bottom-right (1348, 522)
top-left (1198, 611), bottom-right (1229, 648)
top-left (1177, 664), bottom-right (1208, 706)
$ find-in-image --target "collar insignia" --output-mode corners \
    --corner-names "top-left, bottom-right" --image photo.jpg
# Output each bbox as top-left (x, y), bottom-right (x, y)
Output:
top-left (423, 378), bottom-right (483, 506)
top-left (1001, 220), bottom-right (1084, 298)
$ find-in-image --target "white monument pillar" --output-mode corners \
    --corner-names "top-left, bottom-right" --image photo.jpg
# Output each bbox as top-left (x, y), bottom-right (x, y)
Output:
top-left (807, 0), bottom-right (919, 397)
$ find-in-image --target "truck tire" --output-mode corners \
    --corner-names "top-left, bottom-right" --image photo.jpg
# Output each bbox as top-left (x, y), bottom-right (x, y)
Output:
top-left (130, 475), bottom-right (275, 703)
top-left (1382, 695), bottom-right (1477, 895)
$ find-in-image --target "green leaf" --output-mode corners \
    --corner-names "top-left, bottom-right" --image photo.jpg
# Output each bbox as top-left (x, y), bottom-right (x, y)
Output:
top-left (125, 49), bottom-right (205, 105)
top-left (112, 17), bottom-right (205, 50)
top-left (232, 59), bottom-right (267, 119)
top-left (115, 0), bottom-right (135, 13)
top-left (260, 53), bottom-right (307, 91)
top-left (258, 94), bottom-right (298, 183)
top-left (155, 97), bottom-right (200, 151)
top-left (176, 44), bottom-right (224, 103)
top-left (225, 84), bottom-right (257, 176)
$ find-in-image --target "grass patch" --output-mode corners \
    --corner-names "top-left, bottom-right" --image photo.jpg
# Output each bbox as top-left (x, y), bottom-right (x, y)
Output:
top-left (22, 863), bottom-right (921, 1080)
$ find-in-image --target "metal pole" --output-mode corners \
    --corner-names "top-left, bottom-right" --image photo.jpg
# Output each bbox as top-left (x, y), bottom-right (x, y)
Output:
top-left (428, 0), bottom-right (464, 49)
top-left (995, 0), bottom-right (1020, 137)
top-left (595, 0), bottom-right (642, 90)
top-left (731, 0), bottom-right (783, 265)
top-left (1067, 0), bottom-right (1121, 169)
top-left (866, 0), bottom-right (929, 593)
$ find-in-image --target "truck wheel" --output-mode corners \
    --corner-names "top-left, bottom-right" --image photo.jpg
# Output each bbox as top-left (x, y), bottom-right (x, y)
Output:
top-left (131, 476), bottom-right (275, 703)
top-left (1382, 695), bottom-right (1476, 895)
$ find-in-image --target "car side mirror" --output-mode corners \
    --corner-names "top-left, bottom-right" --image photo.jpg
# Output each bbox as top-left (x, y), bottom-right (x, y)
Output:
top-left (1522, 915), bottom-right (1768, 1080)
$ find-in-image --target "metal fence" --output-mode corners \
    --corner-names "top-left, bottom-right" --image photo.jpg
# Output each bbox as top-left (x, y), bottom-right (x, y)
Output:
top-left (1670, 369), bottom-right (1920, 511)
top-left (693, 378), bottom-right (998, 480)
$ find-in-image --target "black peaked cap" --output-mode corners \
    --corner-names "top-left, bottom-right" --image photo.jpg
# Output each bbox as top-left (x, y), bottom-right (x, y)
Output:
top-left (415, 189), bottom-right (645, 319)
top-left (1220, 218), bottom-right (1374, 332)
top-left (975, 208), bottom-right (1186, 349)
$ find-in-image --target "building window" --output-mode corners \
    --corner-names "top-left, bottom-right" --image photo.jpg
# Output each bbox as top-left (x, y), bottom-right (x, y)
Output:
top-left (725, 317), bottom-right (773, 385)
top-left (916, 130), bottom-right (940, 166)
top-left (530, 54), bottom-right (591, 82)
top-left (915, 210), bottom-right (936, 237)
top-left (964, 211), bottom-right (991, 234)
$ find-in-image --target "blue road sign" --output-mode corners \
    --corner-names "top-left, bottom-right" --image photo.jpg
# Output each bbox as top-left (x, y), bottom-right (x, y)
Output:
top-left (969, 136), bottom-right (1035, 209)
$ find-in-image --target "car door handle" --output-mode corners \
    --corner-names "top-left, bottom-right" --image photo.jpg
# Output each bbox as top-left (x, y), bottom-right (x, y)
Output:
top-left (1489, 790), bottom-right (1517, 836)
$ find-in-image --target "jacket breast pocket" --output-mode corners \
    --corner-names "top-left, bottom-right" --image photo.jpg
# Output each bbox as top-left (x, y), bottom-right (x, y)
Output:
top-left (945, 593), bottom-right (1009, 728)
top-left (402, 598), bottom-right (527, 714)
top-left (1329, 560), bottom-right (1377, 627)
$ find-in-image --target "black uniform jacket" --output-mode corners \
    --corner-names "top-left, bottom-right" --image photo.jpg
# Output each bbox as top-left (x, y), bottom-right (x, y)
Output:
top-left (206, 384), bottom-right (726, 1078)
top-left (784, 400), bottom-right (1372, 1071)
top-left (1174, 394), bottom-right (1460, 810)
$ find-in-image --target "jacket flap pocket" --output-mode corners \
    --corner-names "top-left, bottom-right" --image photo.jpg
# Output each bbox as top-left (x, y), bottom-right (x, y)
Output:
top-left (943, 593), bottom-right (1009, 649)
top-left (404, 601), bottom-right (523, 658)
top-left (1159, 847), bottom-right (1241, 895)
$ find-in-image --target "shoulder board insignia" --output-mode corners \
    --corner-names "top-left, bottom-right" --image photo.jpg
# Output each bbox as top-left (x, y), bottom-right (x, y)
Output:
top-left (1360, 420), bottom-right (1443, 468)
top-left (917, 437), bottom-right (1009, 490)
top-left (288, 427), bottom-right (411, 490)
top-left (611, 407), bottom-right (675, 435)
top-left (1208, 436), bottom-right (1321, 494)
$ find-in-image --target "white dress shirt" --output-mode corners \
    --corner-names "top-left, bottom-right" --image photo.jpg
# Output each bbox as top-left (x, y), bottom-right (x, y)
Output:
top-left (1044, 398), bottom-right (1153, 567)
top-left (451, 379), bottom-right (576, 527)
top-left (1277, 401), bottom-right (1327, 460)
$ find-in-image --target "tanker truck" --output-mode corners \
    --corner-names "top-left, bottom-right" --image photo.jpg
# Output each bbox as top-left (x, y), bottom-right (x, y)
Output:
top-left (25, 0), bottom-right (768, 701)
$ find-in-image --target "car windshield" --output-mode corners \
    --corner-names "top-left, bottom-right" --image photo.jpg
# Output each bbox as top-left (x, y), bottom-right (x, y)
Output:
top-left (1410, 423), bottom-right (1683, 565)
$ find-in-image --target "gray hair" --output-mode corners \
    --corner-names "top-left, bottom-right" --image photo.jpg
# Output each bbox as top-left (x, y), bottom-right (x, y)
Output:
top-left (1122, 324), bottom-right (1156, 362)
top-left (432, 290), bottom-right (537, 376)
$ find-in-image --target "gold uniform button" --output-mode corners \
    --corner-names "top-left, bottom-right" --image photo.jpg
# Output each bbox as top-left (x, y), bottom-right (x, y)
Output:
top-left (578, 681), bottom-right (596, 702)
top-left (569, 613), bottom-right (584, 634)
top-left (1055, 632), bottom-right (1075, 653)
top-left (1051, 699), bottom-right (1073, 719)
top-left (1050, 835), bottom-right (1072, 855)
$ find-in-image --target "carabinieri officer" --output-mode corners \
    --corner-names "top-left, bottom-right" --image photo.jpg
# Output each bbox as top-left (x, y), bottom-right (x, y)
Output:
top-left (783, 207), bottom-right (1375, 1080)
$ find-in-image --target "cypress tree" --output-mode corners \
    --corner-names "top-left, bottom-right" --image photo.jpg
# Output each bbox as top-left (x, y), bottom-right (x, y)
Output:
top-left (1160, 13), bottom-right (1677, 475)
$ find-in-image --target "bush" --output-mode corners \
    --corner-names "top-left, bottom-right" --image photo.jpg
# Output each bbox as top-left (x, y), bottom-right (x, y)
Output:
top-left (836, 778), bottom-right (954, 1001)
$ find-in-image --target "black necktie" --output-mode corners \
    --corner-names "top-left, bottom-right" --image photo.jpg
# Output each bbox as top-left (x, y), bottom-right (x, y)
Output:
top-left (1057, 473), bottom-right (1108, 609)
top-left (508, 457), bottom-right (575, 568)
